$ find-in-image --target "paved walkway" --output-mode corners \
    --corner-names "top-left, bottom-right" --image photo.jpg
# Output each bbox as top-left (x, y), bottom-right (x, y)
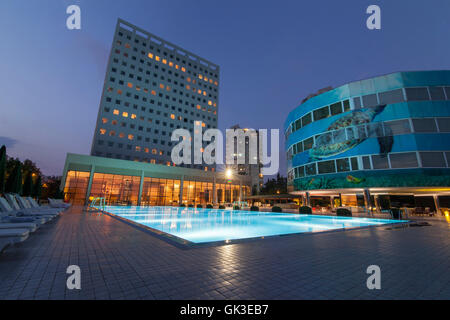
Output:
top-left (0, 206), bottom-right (449, 300)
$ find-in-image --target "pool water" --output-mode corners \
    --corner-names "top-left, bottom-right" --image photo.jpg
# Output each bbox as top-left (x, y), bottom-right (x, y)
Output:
top-left (104, 206), bottom-right (407, 244)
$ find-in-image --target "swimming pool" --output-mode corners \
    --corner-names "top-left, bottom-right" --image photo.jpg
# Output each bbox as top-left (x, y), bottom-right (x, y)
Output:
top-left (103, 206), bottom-right (408, 245)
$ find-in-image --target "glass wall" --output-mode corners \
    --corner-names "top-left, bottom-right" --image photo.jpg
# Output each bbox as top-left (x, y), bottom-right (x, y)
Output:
top-left (141, 177), bottom-right (181, 206)
top-left (64, 171), bottom-right (90, 204)
top-left (89, 173), bottom-right (141, 206)
top-left (182, 180), bottom-right (214, 205)
top-left (216, 183), bottom-right (241, 205)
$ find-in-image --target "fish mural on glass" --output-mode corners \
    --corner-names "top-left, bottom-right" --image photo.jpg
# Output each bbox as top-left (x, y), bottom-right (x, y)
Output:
top-left (309, 105), bottom-right (388, 160)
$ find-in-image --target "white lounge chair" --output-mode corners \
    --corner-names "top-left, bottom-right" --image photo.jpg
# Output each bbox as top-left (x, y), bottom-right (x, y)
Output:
top-left (15, 195), bottom-right (61, 216)
top-left (48, 198), bottom-right (71, 209)
top-left (0, 222), bottom-right (37, 233)
top-left (0, 198), bottom-right (49, 225)
top-left (26, 197), bottom-right (63, 214)
top-left (0, 228), bottom-right (29, 244)
top-left (4, 194), bottom-right (57, 220)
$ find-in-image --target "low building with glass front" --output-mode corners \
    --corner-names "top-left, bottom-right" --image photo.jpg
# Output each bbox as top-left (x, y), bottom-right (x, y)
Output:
top-left (61, 153), bottom-right (251, 206)
top-left (285, 70), bottom-right (450, 213)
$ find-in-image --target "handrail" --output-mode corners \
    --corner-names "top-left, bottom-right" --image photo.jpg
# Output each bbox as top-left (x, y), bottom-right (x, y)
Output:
top-left (85, 197), bottom-right (106, 213)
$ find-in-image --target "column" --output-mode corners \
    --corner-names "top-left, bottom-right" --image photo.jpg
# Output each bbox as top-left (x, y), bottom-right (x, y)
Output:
top-left (239, 179), bottom-right (243, 203)
top-left (374, 195), bottom-right (381, 214)
top-left (84, 165), bottom-right (95, 206)
top-left (137, 170), bottom-right (144, 206)
top-left (330, 196), bottom-right (334, 210)
top-left (433, 195), bottom-right (441, 215)
top-left (213, 177), bottom-right (217, 205)
top-left (363, 188), bottom-right (372, 215)
top-left (179, 175), bottom-right (184, 205)
top-left (305, 192), bottom-right (311, 207)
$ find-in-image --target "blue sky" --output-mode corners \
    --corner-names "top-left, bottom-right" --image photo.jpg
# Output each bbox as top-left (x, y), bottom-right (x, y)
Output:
top-left (0, 0), bottom-right (449, 176)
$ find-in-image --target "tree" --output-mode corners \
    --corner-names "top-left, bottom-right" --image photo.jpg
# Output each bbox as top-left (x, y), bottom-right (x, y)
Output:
top-left (5, 162), bottom-right (23, 195)
top-left (22, 171), bottom-right (34, 197)
top-left (33, 175), bottom-right (42, 199)
top-left (22, 159), bottom-right (41, 179)
top-left (259, 173), bottom-right (287, 195)
top-left (0, 145), bottom-right (6, 195)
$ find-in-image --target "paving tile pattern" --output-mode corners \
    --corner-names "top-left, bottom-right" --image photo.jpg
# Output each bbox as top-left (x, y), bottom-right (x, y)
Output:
top-left (0, 207), bottom-right (449, 300)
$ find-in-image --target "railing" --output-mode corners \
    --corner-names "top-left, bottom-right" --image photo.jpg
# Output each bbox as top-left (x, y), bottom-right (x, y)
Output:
top-left (84, 197), bottom-right (106, 214)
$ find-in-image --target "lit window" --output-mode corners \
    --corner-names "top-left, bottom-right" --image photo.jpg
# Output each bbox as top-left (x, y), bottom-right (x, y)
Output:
top-left (145, 148), bottom-right (149, 153)
top-left (155, 56), bottom-right (160, 61)
top-left (102, 118), bottom-right (108, 124)
top-left (111, 120), bottom-right (118, 125)
top-left (122, 112), bottom-right (128, 118)
top-left (203, 91), bottom-right (206, 96)
top-left (150, 159), bottom-right (156, 164)
top-left (128, 134), bottom-right (134, 140)
top-left (166, 162), bottom-right (171, 166)
top-left (187, 77), bottom-right (191, 82)
top-left (175, 65), bottom-right (179, 69)
top-left (152, 149), bottom-right (157, 154)
top-left (136, 146), bottom-right (141, 152)
top-left (151, 90), bottom-right (156, 95)
top-left (181, 67), bottom-right (186, 72)
top-left (119, 133), bottom-right (125, 138)
top-left (166, 86), bottom-right (170, 91)
top-left (159, 83), bottom-right (164, 89)
top-left (204, 77), bottom-right (208, 82)
top-left (202, 123), bottom-right (206, 128)
top-left (127, 82), bottom-right (133, 88)
top-left (99, 129), bottom-right (106, 135)
top-left (199, 74), bottom-right (203, 79)
top-left (197, 105), bottom-right (201, 110)
top-left (159, 151), bottom-right (163, 155)
top-left (198, 89), bottom-right (202, 94)
top-left (117, 89), bottom-right (122, 95)
top-left (148, 53), bottom-right (153, 59)
top-left (204, 167), bottom-right (208, 171)
top-left (113, 109), bottom-right (119, 115)
top-left (214, 81), bottom-right (218, 86)
top-left (109, 131), bottom-right (116, 136)
top-left (107, 87), bottom-right (113, 92)
top-left (186, 85), bottom-right (190, 90)
top-left (162, 59), bottom-right (167, 64)
top-left (169, 62), bottom-right (173, 67)
top-left (170, 114), bottom-right (175, 119)
top-left (136, 86), bottom-right (141, 91)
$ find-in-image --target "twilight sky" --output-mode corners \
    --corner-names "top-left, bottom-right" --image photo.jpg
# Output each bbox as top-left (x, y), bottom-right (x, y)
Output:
top-left (0, 0), bottom-right (449, 176)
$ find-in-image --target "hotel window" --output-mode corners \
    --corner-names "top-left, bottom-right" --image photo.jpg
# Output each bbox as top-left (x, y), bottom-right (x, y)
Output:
top-left (336, 158), bottom-right (350, 172)
top-left (119, 133), bottom-right (125, 138)
top-left (371, 155), bottom-right (389, 169)
top-left (436, 118), bottom-right (450, 132)
top-left (350, 157), bottom-right (359, 171)
top-left (303, 137), bottom-right (314, 151)
top-left (122, 112), bottom-right (129, 118)
top-left (343, 100), bottom-right (350, 112)
top-left (131, 114), bottom-right (137, 119)
top-left (353, 97), bottom-right (362, 109)
top-left (412, 118), bottom-right (437, 132)
top-left (378, 89), bottom-right (404, 105)
top-left (389, 152), bottom-right (418, 168)
top-left (113, 109), bottom-right (120, 115)
top-left (302, 113), bottom-right (312, 127)
top-left (445, 87), bottom-right (450, 99)
top-left (405, 87), bottom-right (429, 101)
top-left (109, 131), bottom-right (116, 136)
top-left (99, 129), bottom-right (106, 135)
top-left (136, 146), bottom-right (141, 152)
top-left (318, 160), bottom-right (336, 174)
top-left (384, 119), bottom-right (411, 135)
top-left (362, 156), bottom-right (371, 170)
top-left (313, 106), bottom-right (330, 121)
top-left (102, 118), bottom-right (108, 124)
top-left (305, 163), bottom-right (317, 176)
top-left (128, 134), bottom-right (134, 140)
top-left (330, 102), bottom-right (343, 116)
top-left (420, 152), bottom-right (446, 168)
top-left (127, 82), bottom-right (133, 88)
top-left (429, 87), bottom-right (446, 101)
top-left (362, 94), bottom-right (378, 107)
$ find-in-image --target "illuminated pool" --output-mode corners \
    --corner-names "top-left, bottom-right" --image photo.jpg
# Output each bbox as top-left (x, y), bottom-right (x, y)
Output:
top-left (103, 206), bottom-right (408, 244)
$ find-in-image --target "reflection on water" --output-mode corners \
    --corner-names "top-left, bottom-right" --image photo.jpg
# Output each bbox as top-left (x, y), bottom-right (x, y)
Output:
top-left (105, 206), bottom-right (407, 244)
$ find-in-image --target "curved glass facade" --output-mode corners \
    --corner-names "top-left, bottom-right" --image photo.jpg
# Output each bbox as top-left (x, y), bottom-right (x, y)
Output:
top-left (285, 71), bottom-right (450, 193)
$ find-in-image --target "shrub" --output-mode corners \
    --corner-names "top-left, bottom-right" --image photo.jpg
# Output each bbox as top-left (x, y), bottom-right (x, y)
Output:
top-left (336, 208), bottom-right (352, 217)
top-left (272, 206), bottom-right (282, 213)
top-left (218, 205), bottom-right (225, 209)
top-left (250, 206), bottom-right (259, 212)
top-left (188, 204), bottom-right (194, 208)
top-left (299, 206), bottom-right (312, 214)
top-left (233, 205), bottom-right (241, 210)
top-left (206, 204), bottom-right (213, 209)
top-left (196, 204), bottom-right (203, 209)
top-left (179, 204), bottom-right (186, 208)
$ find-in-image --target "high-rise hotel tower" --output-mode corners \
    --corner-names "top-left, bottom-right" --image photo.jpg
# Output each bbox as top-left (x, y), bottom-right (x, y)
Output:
top-left (91, 19), bottom-right (219, 171)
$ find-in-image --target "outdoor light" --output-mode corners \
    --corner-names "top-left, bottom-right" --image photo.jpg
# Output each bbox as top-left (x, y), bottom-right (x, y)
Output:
top-left (226, 169), bottom-right (233, 179)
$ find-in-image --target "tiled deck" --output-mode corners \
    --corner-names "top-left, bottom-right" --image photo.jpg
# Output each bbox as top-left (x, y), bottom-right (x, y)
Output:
top-left (0, 206), bottom-right (449, 300)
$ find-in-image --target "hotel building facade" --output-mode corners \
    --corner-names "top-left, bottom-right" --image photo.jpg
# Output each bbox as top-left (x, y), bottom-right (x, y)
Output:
top-left (285, 71), bottom-right (450, 213)
top-left (91, 19), bottom-right (219, 171)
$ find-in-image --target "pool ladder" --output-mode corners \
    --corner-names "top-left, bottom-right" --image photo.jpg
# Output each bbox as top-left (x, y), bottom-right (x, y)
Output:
top-left (85, 197), bottom-right (106, 214)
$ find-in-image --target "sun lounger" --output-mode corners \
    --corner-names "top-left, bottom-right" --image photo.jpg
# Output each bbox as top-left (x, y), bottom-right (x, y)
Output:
top-left (4, 194), bottom-right (57, 219)
top-left (0, 228), bottom-right (29, 244)
top-left (0, 198), bottom-right (49, 225)
top-left (48, 198), bottom-right (71, 209)
top-left (15, 195), bottom-right (61, 216)
top-left (0, 222), bottom-right (37, 233)
top-left (26, 197), bottom-right (63, 214)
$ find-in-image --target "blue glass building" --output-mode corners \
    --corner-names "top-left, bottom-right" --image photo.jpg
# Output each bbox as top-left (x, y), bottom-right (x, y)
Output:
top-left (284, 71), bottom-right (450, 212)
